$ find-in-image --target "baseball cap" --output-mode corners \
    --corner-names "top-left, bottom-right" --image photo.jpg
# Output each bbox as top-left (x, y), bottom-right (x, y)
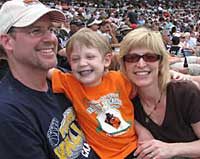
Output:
top-left (0, 0), bottom-right (66, 34)
top-left (70, 19), bottom-right (85, 26)
top-left (118, 25), bottom-right (132, 32)
top-left (86, 18), bottom-right (102, 27)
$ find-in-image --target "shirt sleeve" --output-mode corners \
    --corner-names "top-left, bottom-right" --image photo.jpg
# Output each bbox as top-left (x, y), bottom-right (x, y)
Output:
top-left (52, 69), bottom-right (67, 94)
top-left (183, 82), bottom-right (200, 124)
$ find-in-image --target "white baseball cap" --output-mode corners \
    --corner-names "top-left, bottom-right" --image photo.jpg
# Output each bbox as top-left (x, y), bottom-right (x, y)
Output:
top-left (0, 0), bottom-right (66, 34)
top-left (87, 18), bottom-right (102, 27)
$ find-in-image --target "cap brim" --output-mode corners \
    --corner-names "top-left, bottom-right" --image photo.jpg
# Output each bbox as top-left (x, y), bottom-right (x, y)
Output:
top-left (88, 19), bottom-right (102, 27)
top-left (121, 28), bottom-right (132, 32)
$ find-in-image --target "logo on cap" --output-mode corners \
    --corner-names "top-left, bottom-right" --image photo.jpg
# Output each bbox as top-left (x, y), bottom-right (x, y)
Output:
top-left (23, 0), bottom-right (39, 4)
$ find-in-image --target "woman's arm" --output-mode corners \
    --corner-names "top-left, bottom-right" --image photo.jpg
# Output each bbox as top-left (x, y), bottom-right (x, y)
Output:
top-left (134, 120), bottom-right (200, 159)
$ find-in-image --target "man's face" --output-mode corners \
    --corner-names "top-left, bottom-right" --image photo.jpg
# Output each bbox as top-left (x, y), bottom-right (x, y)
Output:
top-left (163, 32), bottom-right (170, 43)
top-left (70, 24), bottom-right (84, 34)
top-left (101, 23), bottom-right (111, 33)
top-left (8, 14), bottom-right (58, 71)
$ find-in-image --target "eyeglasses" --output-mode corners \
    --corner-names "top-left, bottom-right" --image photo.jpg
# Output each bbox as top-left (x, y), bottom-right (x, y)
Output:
top-left (123, 53), bottom-right (162, 63)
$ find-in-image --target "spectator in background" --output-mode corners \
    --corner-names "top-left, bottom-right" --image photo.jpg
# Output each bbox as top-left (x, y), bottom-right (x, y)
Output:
top-left (161, 29), bottom-right (171, 51)
top-left (179, 32), bottom-right (195, 56)
top-left (137, 13), bottom-right (145, 26)
top-left (55, 18), bottom-right (71, 70)
top-left (116, 24), bottom-right (132, 43)
top-left (187, 31), bottom-right (197, 53)
top-left (170, 26), bottom-right (177, 36)
top-left (98, 19), bottom-right (119, 46)
top-left (56, 18), bottom-right (85, 71)
top-left (179, 32), bottom-right (188, 49)
top-left (169, 36), bottom-right (182, 56)
top-left (69, 18), bottom-right (85, 37)
top-left (86, 17), bottom-right (102, 31)
top-left (126, 5), bottom-right (138, 25)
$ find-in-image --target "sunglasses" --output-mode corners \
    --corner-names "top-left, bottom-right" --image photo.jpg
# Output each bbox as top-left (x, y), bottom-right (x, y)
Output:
top-left (123, 53), bottom-right (162, 63)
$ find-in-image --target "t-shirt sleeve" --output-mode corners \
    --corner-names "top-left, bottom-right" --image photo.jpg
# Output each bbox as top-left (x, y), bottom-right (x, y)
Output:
top-left (170, 81), bottom-right (200, 124)
top-left (52, 69), bottom-right (67, 94)
top-left (183, 82), bottom-right (200, 124)
top-left (0, 121), bottom-right (47, 159)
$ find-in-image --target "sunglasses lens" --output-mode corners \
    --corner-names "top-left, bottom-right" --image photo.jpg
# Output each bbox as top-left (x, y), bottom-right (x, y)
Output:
top-left (123, 54), bottom-right (140, 63)
top-left (143, 54), bottom-right (161, 62)
top-left (123, 54), bottom-right (161, 63)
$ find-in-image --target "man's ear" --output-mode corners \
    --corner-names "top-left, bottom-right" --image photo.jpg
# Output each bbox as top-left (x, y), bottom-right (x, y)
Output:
top-left (0, 34), bottom-right (14, 53)
top-left (104, 52), bottom-right (113, 68)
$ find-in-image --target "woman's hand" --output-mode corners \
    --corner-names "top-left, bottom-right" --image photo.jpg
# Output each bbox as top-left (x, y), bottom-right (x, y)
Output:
top-left (134, 139), bottom-right (176, 159)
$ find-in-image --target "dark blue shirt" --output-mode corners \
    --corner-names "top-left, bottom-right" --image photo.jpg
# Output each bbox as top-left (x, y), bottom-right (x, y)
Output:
top-left (0, 71), bottom-right (84, 159)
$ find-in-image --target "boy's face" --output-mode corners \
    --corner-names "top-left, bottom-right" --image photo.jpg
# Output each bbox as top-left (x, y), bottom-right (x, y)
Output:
top-left (69, 42), bottom-right (111, 87)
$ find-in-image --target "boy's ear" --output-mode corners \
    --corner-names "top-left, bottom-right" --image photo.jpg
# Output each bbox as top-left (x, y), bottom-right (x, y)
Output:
top-left (104, 52), bottom-right (113, 68)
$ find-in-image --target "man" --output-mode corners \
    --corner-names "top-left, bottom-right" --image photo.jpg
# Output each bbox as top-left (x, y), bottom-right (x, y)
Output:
top-left (0, 0), bottom-right (85, 158)
top-left (69, 18), bottom-right (85, 37)
top-left (98, 19), bottom-right (119, 49)
top-left (86, 17), bottom-right (102, 31)
top-left (161, 29), bottom-right (171, 51)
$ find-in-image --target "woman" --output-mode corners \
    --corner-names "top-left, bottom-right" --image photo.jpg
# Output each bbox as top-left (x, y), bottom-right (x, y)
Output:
top-left (119, 27), bottom-right (200, 159)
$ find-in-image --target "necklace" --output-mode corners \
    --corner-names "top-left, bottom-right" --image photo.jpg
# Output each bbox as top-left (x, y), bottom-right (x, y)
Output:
top-left (143, 93), bottom-right (163, 123)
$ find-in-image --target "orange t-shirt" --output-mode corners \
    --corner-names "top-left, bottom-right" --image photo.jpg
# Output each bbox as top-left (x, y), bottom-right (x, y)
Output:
top-left (52, 70), bottom-right (137, 159)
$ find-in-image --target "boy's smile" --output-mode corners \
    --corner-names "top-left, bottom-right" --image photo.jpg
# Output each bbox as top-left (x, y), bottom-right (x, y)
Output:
top-left (69, 42), bottom-right (108, 87)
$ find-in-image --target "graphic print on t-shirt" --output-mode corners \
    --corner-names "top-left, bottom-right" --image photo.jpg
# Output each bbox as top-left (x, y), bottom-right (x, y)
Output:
top-left (86, 93), bottom-right (131, 136)
top-left (47, 107), bottom-right (84, 158)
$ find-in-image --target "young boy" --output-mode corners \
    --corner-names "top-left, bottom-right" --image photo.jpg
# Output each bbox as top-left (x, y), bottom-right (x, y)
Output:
top-left (50, 28), bottom-right (137, 158)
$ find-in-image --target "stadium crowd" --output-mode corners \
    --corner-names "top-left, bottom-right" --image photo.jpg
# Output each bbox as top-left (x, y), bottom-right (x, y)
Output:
top-left (36, 0), bottom-right (200, 76)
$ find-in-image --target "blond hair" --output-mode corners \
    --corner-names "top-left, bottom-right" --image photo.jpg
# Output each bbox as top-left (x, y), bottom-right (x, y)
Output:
top-left (65, 28), bottom-right (112, 59)
top-left (119, 27), bottom-right (170, 92)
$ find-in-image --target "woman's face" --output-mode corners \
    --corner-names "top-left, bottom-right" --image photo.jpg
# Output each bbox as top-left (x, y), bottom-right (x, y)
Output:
top-left (124, 48), bottom-right (161, 89)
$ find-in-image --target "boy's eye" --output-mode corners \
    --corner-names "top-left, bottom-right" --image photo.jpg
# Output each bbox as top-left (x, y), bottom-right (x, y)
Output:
top-left (71, 57), bottom-right (80, 62)
top-left (87, 55), bottom-right (95, 59)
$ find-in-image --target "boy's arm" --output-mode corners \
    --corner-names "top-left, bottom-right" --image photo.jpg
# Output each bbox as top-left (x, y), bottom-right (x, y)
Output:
top-left (135, 120), bottom-right (154, 143)
top-left (47, 68), bottom-right (56, 80)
